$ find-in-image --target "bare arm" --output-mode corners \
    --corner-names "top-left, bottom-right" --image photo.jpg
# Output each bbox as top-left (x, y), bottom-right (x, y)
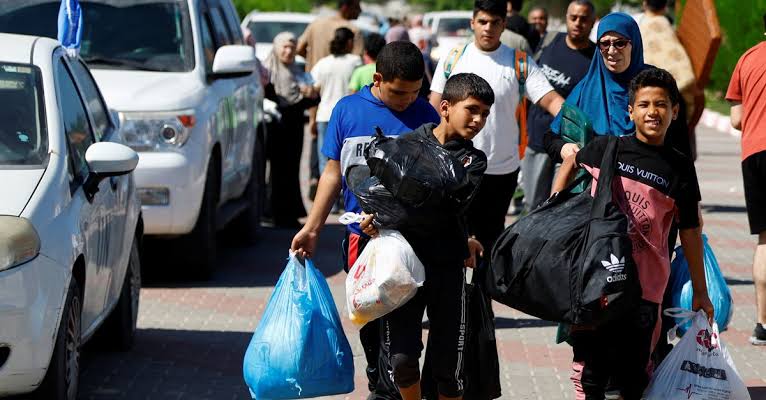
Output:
top-left (537, 90), bottom-right (564, 117)
top-left (679, 225), bottom-right (715, 321)
top-left (429, 91), bottom-right (442, 112)
top-left (290, 160), bottom-right (342, 257)
top-left (551, 153), bottom-right (578, 194)
top-left (730, 102), bottom-right (743, 130)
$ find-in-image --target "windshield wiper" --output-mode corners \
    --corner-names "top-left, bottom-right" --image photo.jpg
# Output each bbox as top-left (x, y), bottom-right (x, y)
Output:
top-left (82, 56), bottom-right (171, 72)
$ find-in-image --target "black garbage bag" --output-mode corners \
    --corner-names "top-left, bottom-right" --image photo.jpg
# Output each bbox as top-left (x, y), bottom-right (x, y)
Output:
top-left (421, 265), bottom-right (502, 400)
top-left (365, 128), bottom-right (472, 211)
top-left (346, 164), bottom-right (410, 229)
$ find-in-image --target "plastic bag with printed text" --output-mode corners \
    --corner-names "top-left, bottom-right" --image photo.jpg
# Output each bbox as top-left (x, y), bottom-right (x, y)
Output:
top-left (643, 309), bottom-right (750, 400)
top-left (243, 255), bottom-right (354, 399)
top-left (345, 229), bottom-right (426, 327)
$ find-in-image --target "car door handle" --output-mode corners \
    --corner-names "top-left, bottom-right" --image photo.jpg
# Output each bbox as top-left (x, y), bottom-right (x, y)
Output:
top-left (109, 177), bottom-right (118, 191)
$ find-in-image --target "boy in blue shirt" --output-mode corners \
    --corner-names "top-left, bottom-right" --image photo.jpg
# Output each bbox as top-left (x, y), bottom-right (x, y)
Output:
top-left (291, 41), bottom-right (439, 399)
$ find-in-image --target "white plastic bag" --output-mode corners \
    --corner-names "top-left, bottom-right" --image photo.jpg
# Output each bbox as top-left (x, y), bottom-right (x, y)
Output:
top-left (643, 309), bottom-right (750, 400)
top-left (345, 229), bottom-right (426, 327)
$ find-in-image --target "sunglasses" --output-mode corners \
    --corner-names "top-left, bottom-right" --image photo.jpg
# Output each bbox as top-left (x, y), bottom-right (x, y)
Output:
top-left (598, 39), bottom-right (631, 51)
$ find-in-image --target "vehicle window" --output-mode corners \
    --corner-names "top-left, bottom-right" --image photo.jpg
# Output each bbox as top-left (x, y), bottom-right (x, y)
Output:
top-left (208, 8), bottom-right (232, 48)
top-left (0, 1), bottom-right (195, 72)
top-left (0, 63), bottom-right (48, 166)
top-left (69, 60), bottom-right (111, 142)
top-left (436, 18), bottom-right (472, 37)
top-left (248, 21), bottom-right (309, 44)
top-left (56, 61), bottom-right (95, 181)
top-left (200, 13), bottom-right (217, 74)
top-left (220, 2), bottom-right (244, 44)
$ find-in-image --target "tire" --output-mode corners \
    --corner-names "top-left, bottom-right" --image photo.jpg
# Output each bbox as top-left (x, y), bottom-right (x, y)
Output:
top-left (101, 238), bottom-right (141, 351)
top-left (182, 157), bottom-right (219, 279)
top-left (34, 278), bottom-right (82, 400)
top-left (229, 124), bottom-right (266, 242)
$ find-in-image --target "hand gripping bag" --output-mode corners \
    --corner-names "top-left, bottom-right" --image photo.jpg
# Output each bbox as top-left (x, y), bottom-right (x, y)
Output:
top-left (345, 229), bottom-right (426, 327)
top-left (643, 309), bottom-right (750, 400)
top-left (243, 255), bottom-right (354, 399)
top-left (488, 136), bottom-right (642, 325)
top-left (668, 234), bottom-right (733, 335)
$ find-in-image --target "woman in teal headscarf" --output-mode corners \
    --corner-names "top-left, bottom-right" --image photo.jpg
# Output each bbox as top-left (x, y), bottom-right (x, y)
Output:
top-left (544, 12), bottom-right (648, 162)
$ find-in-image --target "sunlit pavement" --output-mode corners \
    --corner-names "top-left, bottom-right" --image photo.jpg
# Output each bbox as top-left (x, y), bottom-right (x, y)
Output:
top-left (74, 125), bottom-right (766, 399)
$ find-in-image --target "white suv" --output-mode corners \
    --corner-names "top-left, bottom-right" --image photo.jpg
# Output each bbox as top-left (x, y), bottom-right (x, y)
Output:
top-left (0, 0), bottom-right (266, 277)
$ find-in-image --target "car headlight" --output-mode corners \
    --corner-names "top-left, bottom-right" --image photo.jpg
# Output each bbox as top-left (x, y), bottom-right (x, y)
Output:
top-left (119, 111), bottom-right (196, 152)
top-left (0, 216), bottom-right (40, 272)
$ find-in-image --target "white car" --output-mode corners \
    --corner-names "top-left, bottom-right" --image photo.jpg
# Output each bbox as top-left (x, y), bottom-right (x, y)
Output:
top-left (0, 33), bottom-right (142, 399)
top-left (0, 0), bottom-right (266, 277)
top-left (241, 11), bottom-right (316, 62)
top-left (423, 10), bottom-right (474, 63)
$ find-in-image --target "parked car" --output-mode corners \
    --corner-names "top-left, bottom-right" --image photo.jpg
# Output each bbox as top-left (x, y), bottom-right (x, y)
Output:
top-left (0, 32), bottom-right (142, 399)
top-left (0, 0), bottom-right (266, 277)
top-left (241, 11), bottom-right (315, 62)
top-left (423, 11), bottom-right (473, 64)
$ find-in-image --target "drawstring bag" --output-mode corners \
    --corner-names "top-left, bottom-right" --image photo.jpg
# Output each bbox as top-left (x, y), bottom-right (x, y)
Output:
top-left (644, 308), bottom-right (750, 400)
top-left (668, 234), bottom-right (733, 335)
top-left (243, 255), bottom-right (354, 399)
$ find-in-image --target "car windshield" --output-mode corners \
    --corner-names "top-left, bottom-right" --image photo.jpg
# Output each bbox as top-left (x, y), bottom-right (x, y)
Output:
top-left (0, 0), bottom-right (194, 72)
top-left (436, 18), bottom-right (472, 37)
top-left (248, 21), bottom-right (309, 44)
top-left (0, 64), bottom-right (47, 166)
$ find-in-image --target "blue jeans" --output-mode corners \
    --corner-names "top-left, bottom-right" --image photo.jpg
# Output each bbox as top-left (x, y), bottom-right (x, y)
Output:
top-left (317, 121), bottom-right (329, 174)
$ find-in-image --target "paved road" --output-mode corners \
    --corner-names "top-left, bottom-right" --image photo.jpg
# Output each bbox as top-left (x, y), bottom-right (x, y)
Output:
top-left (74, 125), bottom-right (766, 399)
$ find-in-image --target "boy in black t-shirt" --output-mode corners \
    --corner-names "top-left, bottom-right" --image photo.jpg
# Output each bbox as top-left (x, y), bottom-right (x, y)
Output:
top-left (552, 68), bottom-right (714, 400)
top-left (360, 73), bottom-right (491, 400)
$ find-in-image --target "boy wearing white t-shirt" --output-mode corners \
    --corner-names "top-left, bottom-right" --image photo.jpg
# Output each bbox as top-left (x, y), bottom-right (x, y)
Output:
top-left (312, 27), bottom-right (362, 174)
top-left (429, 0), bottom-right (564, 251)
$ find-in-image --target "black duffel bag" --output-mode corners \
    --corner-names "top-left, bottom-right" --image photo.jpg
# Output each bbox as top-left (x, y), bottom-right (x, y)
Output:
top-left (487, 136), bottom-right (642, 326)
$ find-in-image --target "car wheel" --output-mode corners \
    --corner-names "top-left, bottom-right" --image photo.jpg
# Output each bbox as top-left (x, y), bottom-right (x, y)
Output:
top-left (229, 124), bottom-right (266, 242)
top-left (102, 238), bottom-right (141, 351)
top-left (34, 278), bottom-right (81, 400)
top-left (183, 158), bottom-right (219, 279)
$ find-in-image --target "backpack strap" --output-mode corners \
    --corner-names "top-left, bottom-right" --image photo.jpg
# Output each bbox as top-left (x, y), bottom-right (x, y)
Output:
top-left (443, 42), bottom-right (469, 80)
top-left (514, 49), bottom-right (529, 159)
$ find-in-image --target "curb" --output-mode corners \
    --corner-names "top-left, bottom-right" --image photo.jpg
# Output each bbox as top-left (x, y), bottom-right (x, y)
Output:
top-left (699, 108), bottom-right (742, 138)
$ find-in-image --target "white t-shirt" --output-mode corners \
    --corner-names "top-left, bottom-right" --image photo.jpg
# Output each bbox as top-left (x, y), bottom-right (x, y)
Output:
top-left (311, 54), bottom-right (362, 122)
top-left (431, 42), bottom-right (554, 174)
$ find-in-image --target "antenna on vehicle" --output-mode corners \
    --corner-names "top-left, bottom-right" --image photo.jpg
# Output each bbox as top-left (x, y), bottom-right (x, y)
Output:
top-left (57, 0), bottom-right (82, 57)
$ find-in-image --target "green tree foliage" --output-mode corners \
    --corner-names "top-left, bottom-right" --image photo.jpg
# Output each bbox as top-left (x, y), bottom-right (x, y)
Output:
top-left (697, 0), bottom-right (766, 95)
top-left (232, 0), bottom-right (314, 17)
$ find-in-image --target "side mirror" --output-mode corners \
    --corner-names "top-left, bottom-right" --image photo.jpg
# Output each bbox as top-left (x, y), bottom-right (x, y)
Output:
top-left (211, 45), bottom-right (256, 79)
top-left (83, 142), bottom-right (139, 199)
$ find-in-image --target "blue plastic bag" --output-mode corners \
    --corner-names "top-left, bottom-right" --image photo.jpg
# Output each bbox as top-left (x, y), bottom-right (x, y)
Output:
top-left (668, 234), bottom-right (733, 335)
top-left (243, 255), bottom-right (354, 399)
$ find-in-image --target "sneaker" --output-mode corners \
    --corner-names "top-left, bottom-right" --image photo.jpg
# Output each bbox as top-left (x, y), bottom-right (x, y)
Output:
top-left (750, 323), bottom-right (766, 345)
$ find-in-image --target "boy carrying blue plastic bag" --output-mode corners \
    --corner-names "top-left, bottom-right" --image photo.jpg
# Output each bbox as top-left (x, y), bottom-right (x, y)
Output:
top-left (243, 255), bottom-right (354, 399)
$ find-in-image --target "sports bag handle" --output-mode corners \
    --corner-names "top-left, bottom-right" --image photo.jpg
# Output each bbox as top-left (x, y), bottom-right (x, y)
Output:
top-left (590, 136), bottom-right (620, 218)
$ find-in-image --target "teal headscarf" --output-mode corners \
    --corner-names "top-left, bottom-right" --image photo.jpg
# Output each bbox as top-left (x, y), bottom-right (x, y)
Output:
top-left (551, 12), bottom-right (647, 136)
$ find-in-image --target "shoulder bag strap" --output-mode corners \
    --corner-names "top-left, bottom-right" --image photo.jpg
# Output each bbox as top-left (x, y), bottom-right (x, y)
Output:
top-left (443, 42), bottom-right (469, 80)
top-left (590, 136), bottom-right (620, 218)
top-left (515, 49), bottom-right (529, 158)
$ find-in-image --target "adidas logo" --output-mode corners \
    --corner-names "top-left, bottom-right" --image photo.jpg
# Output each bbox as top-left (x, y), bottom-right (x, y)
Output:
top-left (601, 254), bottom-right (625, 273)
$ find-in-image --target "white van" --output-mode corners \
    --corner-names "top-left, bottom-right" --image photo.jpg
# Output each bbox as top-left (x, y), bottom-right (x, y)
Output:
top-left (0, 0), bottom-right (266, 277)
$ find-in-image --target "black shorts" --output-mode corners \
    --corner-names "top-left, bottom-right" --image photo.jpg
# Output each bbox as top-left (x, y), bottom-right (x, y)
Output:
top-left (742, 150), bottom-right (766, 234)
top-left (383, 266), bottom-right (467, 398)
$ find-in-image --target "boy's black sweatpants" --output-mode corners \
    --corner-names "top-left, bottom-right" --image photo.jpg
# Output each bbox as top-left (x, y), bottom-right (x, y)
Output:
top-left (382, 263), bottom-right (467, 398)
top-left (570, 300), bottom-right (659, 400)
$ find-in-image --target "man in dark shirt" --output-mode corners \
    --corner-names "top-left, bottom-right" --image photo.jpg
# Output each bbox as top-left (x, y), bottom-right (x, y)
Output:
top-left (522, 0), bottom-right (596, 212)
top-left (506, 0), bottom-right (538, 50)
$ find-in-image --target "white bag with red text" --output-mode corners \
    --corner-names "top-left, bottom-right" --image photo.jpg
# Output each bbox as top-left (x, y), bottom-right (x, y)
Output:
top-left (643, 309), bottom-right (750, 400)
top-left (345, 229), bottom-right (425, 327)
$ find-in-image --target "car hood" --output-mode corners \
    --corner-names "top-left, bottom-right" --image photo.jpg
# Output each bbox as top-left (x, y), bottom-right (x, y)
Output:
top-left (90, 69), bottom-right (205, 112)
top-left (0, 168), bottom-right (44, 216)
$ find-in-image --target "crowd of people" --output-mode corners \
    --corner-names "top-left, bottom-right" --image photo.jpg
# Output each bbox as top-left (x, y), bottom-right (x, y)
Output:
top-left (246, 0), bottom-right (766, 398)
